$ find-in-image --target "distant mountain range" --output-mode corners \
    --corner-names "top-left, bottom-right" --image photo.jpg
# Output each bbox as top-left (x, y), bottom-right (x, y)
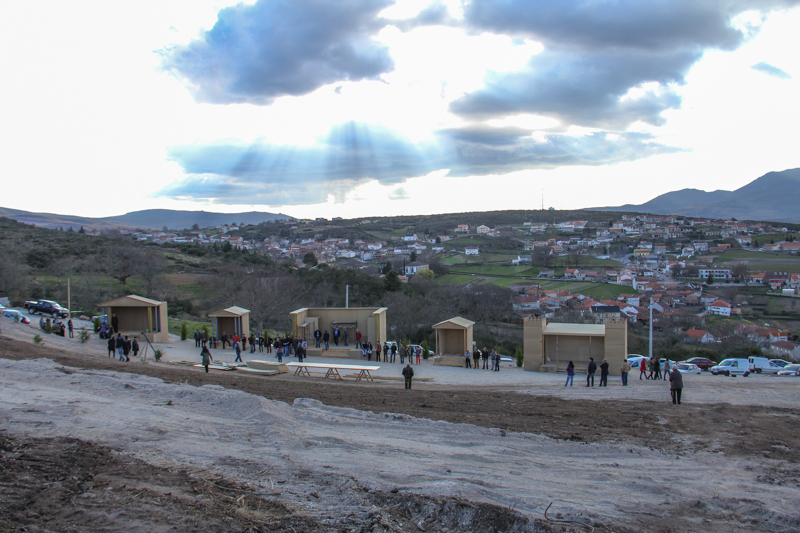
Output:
top-left (590, 168), bottom-right (800, 223)
top-left (0, 207), bottom-right (289, 230)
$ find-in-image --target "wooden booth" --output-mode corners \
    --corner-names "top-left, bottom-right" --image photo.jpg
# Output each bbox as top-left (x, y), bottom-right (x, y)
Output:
top-left (523, 317), bottom-right (628, 375)
top-left (208, 306), bottom-right (250, 344)
top-left (97, 295), bottom-right (168, 343)
top-left (290, 307), bottom-right (387, 359)
top-left (431, 316), bottom-right (474, 366)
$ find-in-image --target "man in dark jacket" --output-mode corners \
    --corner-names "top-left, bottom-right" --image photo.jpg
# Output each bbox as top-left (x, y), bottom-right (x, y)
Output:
top-left (116, 334), bottom-right (125, 361)
top-left (314, 328), bottom-right (321, 348)
top-left (323, 330), bottom-right (330, 350)
top-left (111, 314), bottom-right (119, 333)
top-left (599, 358), bottom-right (610, 386)
top-left (383, 342), bottom-right (389, 362)
top-left (402, 364), bottom-right (414, 389)
top-left (586, 357), bottom-right (597, 387)
top-left (390, 342), bottom-right (397, 363)
top-left (669, 365), bottom-right (684, 404)
top-left (107, 335), bottom-right (116, 358)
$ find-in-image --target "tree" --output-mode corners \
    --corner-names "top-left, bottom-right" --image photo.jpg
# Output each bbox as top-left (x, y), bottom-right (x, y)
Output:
top-left (302, 251), bottom-right (318, 267)
top-left (707, 273), bottom-right (714, 285)
top-left (382, 260), bottom-right (393, 275)
top-left (180, 322), bottom-right (188, 341)
top-left (384, 270), bottom-right (402, 291)
top-left (417, 269), bottom-right (435, 281)
top-left (78, 226), bottom-right (85, 234)
top-left (515, 346), bottom-right (524, 367)
top-left (421, 339), bottom-right (430, 359)
top-left (191, 223), bottom-right (200, 230)
top-left (410, 250), bottom-right (417, 262)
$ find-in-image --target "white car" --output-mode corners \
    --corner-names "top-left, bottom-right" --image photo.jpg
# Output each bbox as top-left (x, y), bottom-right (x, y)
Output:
top-left (777, 364), bottom-right (800, 377)
top-left (676, 363), bottom-right (701, 374)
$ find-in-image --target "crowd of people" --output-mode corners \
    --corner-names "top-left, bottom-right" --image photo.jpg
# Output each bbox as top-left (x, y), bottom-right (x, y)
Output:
top-left (38, 316), bottom-right (73, 338)
top-left (464, 347), bottom-right (503, 371)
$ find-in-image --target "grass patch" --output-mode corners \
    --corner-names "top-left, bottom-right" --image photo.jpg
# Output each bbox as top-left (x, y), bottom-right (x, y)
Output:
top-left (436, 274), bottom-right (475, 285)
top-left (443, 255), bottom-right (467, 264)
top-left (581, 284), bottom-right (640, 300)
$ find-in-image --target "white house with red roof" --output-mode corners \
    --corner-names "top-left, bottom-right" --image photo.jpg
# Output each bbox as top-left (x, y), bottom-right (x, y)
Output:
top-left (686, 329), bottom-right (716, 343)
top-left (707, 299), bottom-right (731, 316)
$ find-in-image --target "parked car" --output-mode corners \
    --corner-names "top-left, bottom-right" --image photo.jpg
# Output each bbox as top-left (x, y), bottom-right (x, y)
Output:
top-left (3, 309), bottom-right (31, 324)
top-left (710, 358), bottom-right (750, 376)
top-left (627, 354), bottom-right (649, 368)
top-left (777, 364), bottom-right (800, 377)
top-left (91, 314), bottom-right (108, 325)
top-left (23, 299), bottom-right (69, 318)
top-left (748, 356), bottom-right (781, 374)
top-left (770, 359), bottom-right (792, 368)
top-left (676, 363), bottom-right (702, 374)
top-left (681, 357), bottom-right (716, 371)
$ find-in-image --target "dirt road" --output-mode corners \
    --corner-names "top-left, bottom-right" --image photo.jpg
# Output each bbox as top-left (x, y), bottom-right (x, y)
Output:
top-left (2, 333), bottom-right (800, 532)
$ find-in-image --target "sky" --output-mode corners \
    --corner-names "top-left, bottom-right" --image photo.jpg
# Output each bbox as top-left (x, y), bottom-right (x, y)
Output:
top-left (2, 0), bottom-right (800, 220)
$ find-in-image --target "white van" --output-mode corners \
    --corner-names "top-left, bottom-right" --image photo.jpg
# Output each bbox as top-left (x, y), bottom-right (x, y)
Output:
top-left (710, 358), bottom-right (750, 376)
top-left (748, 356), bottom-right (781, 374)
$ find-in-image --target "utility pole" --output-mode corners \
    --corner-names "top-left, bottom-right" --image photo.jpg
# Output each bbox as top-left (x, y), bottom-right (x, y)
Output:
top-left (648, 304), bottom-right (653, 361)
top-left (345, 284), bottom-right (349, 308)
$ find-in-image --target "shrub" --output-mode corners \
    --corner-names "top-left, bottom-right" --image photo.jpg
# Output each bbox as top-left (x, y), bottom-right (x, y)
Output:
top-left (515, 347), bottom-right (524, 367)
top-left (33, 334), bottom-right (43, 345)
top-left (180, 322), bottom-right (188, 341)
top-left (42, 323), bottom-right (53, 335)
top-left (421, 339), bottom-right (430, 359)
top-left (78, 329), bottom-right (91, 344)
top-left (93, 317), bottom-right (101, 333)
top-left (153, 348), bottom-right (164, 361)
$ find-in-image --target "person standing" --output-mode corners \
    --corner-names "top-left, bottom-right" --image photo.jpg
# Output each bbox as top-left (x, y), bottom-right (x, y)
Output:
top-left (111, 314), bottom-right (119, 334)
top-left (415, 345), bottom-right (421, 365)
top-left (390, 342), bottom-right (397, 363)
top-left (565, 361), bottom-right (575, 386)
top-left (258, 333), bottom-right (264, 353)
top-left (116, 334), bottom-right (125, 361)
top-left (663, 358), bottom-right (670, 381)
top-left (67, 319), bottom-right (74, 338)
top-left (249, 333), bottom-right (256, 353)
top-left (669, 365), bottom-right (683, 404)
top-left (620, 359), bottom-right (631, 386)
top-left (314, 328), bottom-right (321, 348)
top-left (599, 358), bottom-right (610, 387)
top-left (241, 334), bottom-right (247, 352)
top-left (472, 349), bottom-right (479, 370)
top-left (639, 358), bottom-right (648, 380)
top-left (465, 350), bottom-right (472, 368)
top-left (201, 346), bottom-right (213, 373)
top-left (234, 341), bottom-right (242, 363)
top-left (586, 357), bottom-right (597, 387)
top-left (383, 342), bottom-right (389, 363)
top-left (399, 343), bottom-right (405, 364)
top-left (402, 363), bottom-right (414, 390)
top-left (132, 337), bottom-right (140, 357)
top-left (266, 335), bottom-right (272, 353)
top-left (221, 333), bottom-right (230, 349)
top-left (355, 329), bottom-right (362, 347)
top-left (123, 335), bottom-right (132, 362)
top-left (194, 329), bottom-right (200, 347)
top-left (343, 328), bottom-right (349, 346)
top-left (368, 342), bottom-right (373, 361)
top-left (482, 347), bottom-right (489, 369)
top-left (323, 330), bottom-right (330, 350)
top-left (107, 335), bottom-right (116, 358)
top-left (276, 345), bottom-right (283, 363)
top-left (333, 326), bottom-right (340, 346)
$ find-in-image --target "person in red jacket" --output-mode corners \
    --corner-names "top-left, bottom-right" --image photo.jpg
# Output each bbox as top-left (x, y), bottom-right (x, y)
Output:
top-left (639, 358), bottom-right (648, 380)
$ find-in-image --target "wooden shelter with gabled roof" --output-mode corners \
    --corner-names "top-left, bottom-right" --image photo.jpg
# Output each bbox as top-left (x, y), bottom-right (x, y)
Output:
top-left (97, 295), bottom-right (168, 343)
top-left (208, 306), bottom-right (250, 343)
top-left (431, 316), bottom-right (474, 366)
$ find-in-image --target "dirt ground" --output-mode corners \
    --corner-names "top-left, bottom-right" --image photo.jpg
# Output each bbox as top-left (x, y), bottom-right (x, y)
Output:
top-left (2, 333), bottom-right (800, 532)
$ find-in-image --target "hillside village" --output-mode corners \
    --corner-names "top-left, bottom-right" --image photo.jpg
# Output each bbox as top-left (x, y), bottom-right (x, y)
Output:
top-left (57, 211), bottom-right (800, 361)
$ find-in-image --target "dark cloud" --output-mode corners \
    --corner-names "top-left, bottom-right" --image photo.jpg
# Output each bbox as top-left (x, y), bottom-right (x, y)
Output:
top-left (160, 0), bottom-right (395, 104)
top-left (451, 50), bottom-right (690, 127)
top-left (463, 0), bottom-right (799, 51)
top-left (453, 0), bottom-right (799, 126)
top-left (158, 123), bottom-right (681, 205)
top-left (751, 61), bottom-right (792, 78)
